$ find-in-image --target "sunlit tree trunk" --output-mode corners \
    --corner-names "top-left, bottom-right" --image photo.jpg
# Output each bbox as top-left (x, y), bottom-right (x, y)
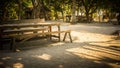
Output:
top-left (71, 0), bottom-right (76, 24)
top-left (61, 4), bottom-right (65, 22)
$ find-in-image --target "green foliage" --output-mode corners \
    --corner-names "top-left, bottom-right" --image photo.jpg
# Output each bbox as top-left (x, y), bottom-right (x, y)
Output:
top-left (0, 0), bottom-right (120, 22)
top-left (6, 3), bottom-right (18, 19)
top-left (0, 0), bottom-right (18, 21)
top-left (22, 0), bottom-right (33, 7)
top-left (110, 0), bottom-right (120, 12)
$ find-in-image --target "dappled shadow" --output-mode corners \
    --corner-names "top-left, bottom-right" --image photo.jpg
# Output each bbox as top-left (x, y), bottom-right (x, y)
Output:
top-left (0, 41), bottom-right (120, 68)
top-left (66, 43), bottom-right (120, 62)
top-left (65, 43), bottom-right (120, 68)
top-left (0, 36), bottom-right (61, 52)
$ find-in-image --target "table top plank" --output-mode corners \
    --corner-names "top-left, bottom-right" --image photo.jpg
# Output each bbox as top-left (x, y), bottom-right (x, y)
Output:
top-left (0, 23), bottom-right (60, 28)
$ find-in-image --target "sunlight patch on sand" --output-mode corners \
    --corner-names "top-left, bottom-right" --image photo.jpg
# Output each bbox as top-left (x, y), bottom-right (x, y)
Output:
top-left (32, 54), bottom-right (52, 60)
top-left (89, 41), bottom-right (120, 47)
top-left (71, 31), bottom-right (116, 43)
top-left (49, 42), bottom-right (65, 46)
top-left (13, 63), bottom-right (24, 68)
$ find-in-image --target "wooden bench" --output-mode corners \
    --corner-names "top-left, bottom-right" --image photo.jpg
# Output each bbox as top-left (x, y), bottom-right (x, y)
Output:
top-left (1, 29), bottom-right (72, 51)
top-left (17, 30), bottom-right (72, 42)
top-left (4, 30), bottom-right (72, 43)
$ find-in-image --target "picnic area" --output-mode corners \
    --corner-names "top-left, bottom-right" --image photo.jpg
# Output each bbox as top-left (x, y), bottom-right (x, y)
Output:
top-left (0, 0), bottom-right (120, 68)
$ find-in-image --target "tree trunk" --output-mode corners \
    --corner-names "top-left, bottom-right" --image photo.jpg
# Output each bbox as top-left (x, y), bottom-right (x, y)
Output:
top-left (31, 0), bottom-right (41, 19)
top-left (61, 10), bottom-right (64, 22)
top-left (61, 4), bottom-right (65, 22)
top-left (71, 0), bottom-right (76, 24)
top-left (54, 10), bottom-right (58, 20)
top-left (31, 0), bottom-right (36, 19)
top-left (18, 0), bottom-right (23, 20)
top-left (85, 8), bottom-right (90, 23)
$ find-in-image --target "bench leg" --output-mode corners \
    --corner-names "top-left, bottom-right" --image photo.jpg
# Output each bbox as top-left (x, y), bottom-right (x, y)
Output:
top-left (63, 32), bottom-right (72, 43)
top-left (63, 32), bottom-right (67, 42)
top-left (68, 32), bottom-right (73, 43)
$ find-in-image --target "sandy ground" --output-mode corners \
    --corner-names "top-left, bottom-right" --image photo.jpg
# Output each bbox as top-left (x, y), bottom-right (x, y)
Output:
top-left (0, 22), bottom-right (120, 68)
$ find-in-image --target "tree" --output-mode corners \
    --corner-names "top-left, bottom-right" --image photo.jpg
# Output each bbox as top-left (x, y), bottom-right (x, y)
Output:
top-left (81, 0), bottom-right (101, 22)
top-left (39, 0), bottom-right (51, 20)
top-left (49, 0), bottom-right (62, 20)
top-left (109, 0), bottom-right (120, 12)
top-left (110, 0), bottom-right (120, 24)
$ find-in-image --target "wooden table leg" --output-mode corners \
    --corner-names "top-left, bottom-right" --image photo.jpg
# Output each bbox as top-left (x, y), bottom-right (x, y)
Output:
top-left (48, 26), bottom-right (52, 40)
top-left (10, 37), bottom-right (16, 52)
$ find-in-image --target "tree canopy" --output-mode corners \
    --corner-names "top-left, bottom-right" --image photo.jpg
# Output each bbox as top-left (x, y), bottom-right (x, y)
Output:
top-left (0, 0), bottom-right (120, 23)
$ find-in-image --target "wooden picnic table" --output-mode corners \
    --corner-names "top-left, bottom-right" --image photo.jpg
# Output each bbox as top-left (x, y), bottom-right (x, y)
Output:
top-left (0, 23), bottom-right (60, 51)
top-left (0, 22), bottom-right (72, 51)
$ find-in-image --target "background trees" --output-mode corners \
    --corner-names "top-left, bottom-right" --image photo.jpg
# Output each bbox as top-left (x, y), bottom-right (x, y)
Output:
top-left (0, 0), bottom-right (120, 24)
top-left (81, 0), bottom-right (101, 22)
top-left (0, 0), bottom-right (18, 21)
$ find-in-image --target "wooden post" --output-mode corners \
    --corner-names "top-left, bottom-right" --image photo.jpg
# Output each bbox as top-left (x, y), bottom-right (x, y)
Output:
top-left (58, 25), bottom-right (61, 41)
top-left (48, 25), bottom-right (52, 40)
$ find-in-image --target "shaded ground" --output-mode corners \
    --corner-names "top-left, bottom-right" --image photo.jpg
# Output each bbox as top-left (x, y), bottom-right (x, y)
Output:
top-left (0, 21), bottom-right (120, 68)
